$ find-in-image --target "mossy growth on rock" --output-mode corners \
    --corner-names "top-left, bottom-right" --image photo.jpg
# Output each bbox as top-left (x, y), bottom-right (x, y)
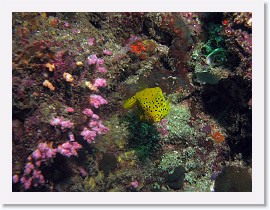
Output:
top-left (122, 112), bottom-right (161, 162)
top-left (163, 104), bottom-right (195, 144)
top-left (214, 166), bottom-right (252, 192)
top-left (158, 151), bottom-right (183, 174)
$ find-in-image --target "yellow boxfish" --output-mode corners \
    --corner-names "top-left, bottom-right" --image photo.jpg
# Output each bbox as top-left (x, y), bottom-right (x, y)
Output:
top-left (123, 87), bottom-right (170, 123)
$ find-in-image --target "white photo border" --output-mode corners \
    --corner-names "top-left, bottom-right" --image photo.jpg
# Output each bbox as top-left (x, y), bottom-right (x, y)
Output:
top-left (1, 0), bottom-right (265, 205)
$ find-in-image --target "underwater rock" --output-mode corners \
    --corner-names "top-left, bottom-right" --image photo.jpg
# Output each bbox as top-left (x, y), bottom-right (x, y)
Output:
top-left (214, 166), bottom-right (252, 192)
top-left (194, 70), bottom-right (220, 84)
top-left (163, 104), bottom-right (195, 143)
top-left (98, 153), bottom-right (117, 177)
top-left (166, 165), bottom-right (185, 190)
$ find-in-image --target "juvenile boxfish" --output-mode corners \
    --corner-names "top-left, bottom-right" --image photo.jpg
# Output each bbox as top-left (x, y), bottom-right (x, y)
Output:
top-left (123, 87), bottom-right (170, 123)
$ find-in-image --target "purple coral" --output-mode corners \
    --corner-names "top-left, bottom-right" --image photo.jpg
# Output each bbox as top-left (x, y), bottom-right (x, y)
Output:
top-left (32, 143), bottom-right (57, 163)
top-left (20, 169), bottom-right (45, 190)
top-left (66, 107), bottom-right (74, 113)
top-left (60, 120), bottom-right (74, 130)
top-left (87, 54), bottom-right (107, 73)
top-left (81, 107), bottom-right (109, 143)
top-left (57, 141), bottom-right (82, 157)
top-left (50, 116), bottom-right (63, 126)
top-left (20, 142), bottom-right (57, 190)
top-left (50, 117), bottom-right (74, 130)
top-left (87, 54), bottom-right (104, 66)
top-left (19, 137), bottom-right (84, 189)
top-left (89, 119), bottom-right (109, 135)
top-left (96, 65), bottom-right (107, 73)
top-left (12, 174), bottom-right (19, 184)
top-left (88, 37), bottom-right (95, 46)
top-left (83, 108), bottom-right (94, 117)
top-left (81, 127), bottom-right (97, 144)
top-left (103, 49), bottom-right (112, 56)
top-left (80, 117), bottom-right (109, 143)
top-left (87, 54), bottom-right (99, 65)
top-left (89, 94), bottom-right (108, 108)
top-left (93, 78), bottom-right (107, 88)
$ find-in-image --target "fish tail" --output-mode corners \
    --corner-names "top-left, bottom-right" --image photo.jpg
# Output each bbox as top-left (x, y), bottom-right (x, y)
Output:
top-left (123, 96), bottom-right (137, 109)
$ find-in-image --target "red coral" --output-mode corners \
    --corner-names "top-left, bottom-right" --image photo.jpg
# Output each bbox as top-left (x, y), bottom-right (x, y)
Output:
top-left (211, 131), bottom-right (225, 143)
top-left (130, 41), bottom-right (146, 55)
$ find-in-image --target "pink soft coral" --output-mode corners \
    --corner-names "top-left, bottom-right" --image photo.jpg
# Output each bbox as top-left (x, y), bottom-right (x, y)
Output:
top-left (93, 78), bottom-right (107, 88)
top-left (57, 141), bottom-right (82, 157)
top-left (80, 127), bottom-right (97, 144)
top-left (89, 94), bottom-right (108, 108)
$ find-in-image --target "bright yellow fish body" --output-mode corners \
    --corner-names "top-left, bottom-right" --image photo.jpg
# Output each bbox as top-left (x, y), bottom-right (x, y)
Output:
top-left (123, 87), bottom-right (169, 123)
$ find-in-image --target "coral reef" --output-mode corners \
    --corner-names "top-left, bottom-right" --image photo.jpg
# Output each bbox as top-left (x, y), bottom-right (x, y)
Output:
top-left (12, 12), bottom-right (252, 192)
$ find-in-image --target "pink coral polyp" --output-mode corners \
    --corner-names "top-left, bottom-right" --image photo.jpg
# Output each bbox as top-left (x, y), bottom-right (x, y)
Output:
top-left (83, 108), bottom-right (94, 117)
top-left (89, 94), bottom-right (108, 108)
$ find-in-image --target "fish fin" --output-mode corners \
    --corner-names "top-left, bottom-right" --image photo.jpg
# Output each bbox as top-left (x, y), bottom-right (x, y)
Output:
top-left (123, 96), bottom-right (137, 109)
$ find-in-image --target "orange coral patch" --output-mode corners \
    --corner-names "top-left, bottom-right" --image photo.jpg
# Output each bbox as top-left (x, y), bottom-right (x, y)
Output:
top-left (130, 41), bottom-right (146, 55)
top-left (211, 131), bottom-right (224, 143)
